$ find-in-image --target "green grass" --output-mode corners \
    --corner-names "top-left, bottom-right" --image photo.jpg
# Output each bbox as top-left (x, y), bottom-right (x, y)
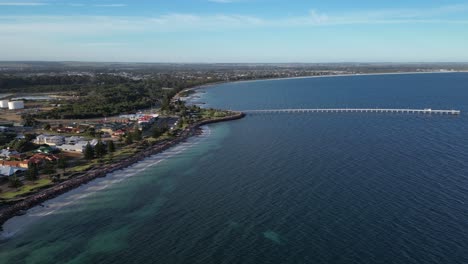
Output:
top-left (0, 178), bottom-right (53, 200)
top-left (69, 162), bottom-right (95, 172)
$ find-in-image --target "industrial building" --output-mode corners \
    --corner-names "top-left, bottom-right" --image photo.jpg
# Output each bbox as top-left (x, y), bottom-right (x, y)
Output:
top-left (0, 100), bottom-right (8, 108)
top-left (7, 101), bottom-right (24, 110)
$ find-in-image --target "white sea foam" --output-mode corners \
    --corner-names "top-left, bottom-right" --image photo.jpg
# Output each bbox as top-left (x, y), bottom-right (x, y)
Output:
top-left (0, 127), bottom-right (212, 239)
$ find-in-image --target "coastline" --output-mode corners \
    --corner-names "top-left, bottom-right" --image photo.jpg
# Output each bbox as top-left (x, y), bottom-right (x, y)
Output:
top-left (1, 70), bottom-right (465, 230)
top-left (0, 111), bottom-right (245, 230)
top-left (186, 70), bottom-right (467, 93)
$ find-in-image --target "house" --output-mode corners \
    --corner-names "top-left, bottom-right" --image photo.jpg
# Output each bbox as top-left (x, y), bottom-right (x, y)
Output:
top-left (56, 143), bottom-right (87, 153)
top-left (28, 153), bottom-right (59, 166)
top-left (34, 135), bottom-right (65, 146)
top-left (56, 139), bottom-right (99, 153)
top-left (138, 115), bottom-right (158, 126)
top-left (35, 146), bottom-right (57, 154)
top-left (0, 160), bottom-right (29, 169)
top-left (15, 134), bottom-right (26, 140)
top-left (0, 126), bottom-right (12, 132)
top-left (65, 136), bottom-right (85, 145)
top-left (46, 136), bottom-right (65, 146)
top-left (0, 149), bottom-right (20, 159)
top-left (34, 134), bottom-right (47, 144)
top-left (0, 165), bottom-right (26, 178)
top-left (112, 129), bottom-right (126, 138)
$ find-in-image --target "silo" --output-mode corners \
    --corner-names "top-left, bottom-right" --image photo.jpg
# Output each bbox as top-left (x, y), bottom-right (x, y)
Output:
top-left (0, 100), bottom-right (8, 108)
top-left (8, 101), bottom-right (25, 110)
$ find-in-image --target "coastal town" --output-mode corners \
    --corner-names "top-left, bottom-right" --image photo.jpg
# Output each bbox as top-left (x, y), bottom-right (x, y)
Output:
top-left (0, 62), bottom-right (467, 227)
top-left (0, 74), bottom-right (243, 222)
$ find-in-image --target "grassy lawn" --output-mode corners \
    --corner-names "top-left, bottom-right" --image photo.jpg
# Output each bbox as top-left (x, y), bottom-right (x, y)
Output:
top-left (0, 178), bottom-right (53, 200)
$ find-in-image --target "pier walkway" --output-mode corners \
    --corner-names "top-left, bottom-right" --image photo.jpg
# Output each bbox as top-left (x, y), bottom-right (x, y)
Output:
top-left (243, 108), bottom-right (461, 115)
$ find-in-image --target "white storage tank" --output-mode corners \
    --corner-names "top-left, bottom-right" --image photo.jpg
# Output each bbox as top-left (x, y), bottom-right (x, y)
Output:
top-left (0, 100), bottom-right (8, 108)
top-left (8, 101), bottom-right (24, 110)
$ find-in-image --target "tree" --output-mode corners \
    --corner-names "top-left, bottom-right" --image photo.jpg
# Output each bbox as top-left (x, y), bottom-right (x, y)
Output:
top-left (107, 140), bottom-right (115, 153)
top-left (27, 163), bottom-right (39, 181)
top-left (124, 134), bottom-right (133, 145)
top-left (57, 157), bottom-right (67, 173)
top-left (95, 140), bottom-right (107, 158)
top-left (8, 175), bottom-right (23, 188)
top-left (50, 174), bottom-right (61, 183)
top-left (21, 114), bottom-right (38, 127)
top-left (84, 143), bottom-right (95, 160)
top-left (43, 123), bottom-right (51, 130)
top-left (42, 163), bottom-right (56, 176)
top-left (161, 95), bottom-right (170, 111)
top-left (152, 127), bottom-right (163, 139)
top-left (85, 127), bottom-right (96, 137)
top-left (133, 129), bottom-right (142, 141)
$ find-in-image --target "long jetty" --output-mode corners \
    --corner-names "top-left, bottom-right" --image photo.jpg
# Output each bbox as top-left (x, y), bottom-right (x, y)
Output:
top-left (243, 108), bottom-right (461, 115)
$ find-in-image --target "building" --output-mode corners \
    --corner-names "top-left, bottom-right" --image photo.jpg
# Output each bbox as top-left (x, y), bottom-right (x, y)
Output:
top-left (138, 114), bottom-right (159, 126)
top-left (45, 136), bottom-right (65, 146)
top-left (8, 101), bottom-right (24, 110)
top-left (56, 139), bottom-right (99, 153)
top-left (0, 100), bottom-right (8, 108)
top-left (0, 126), bottom-right (10, 132)
top-left (0, 165), bottom-right (26, 178)
top-left (28, 153), bottom-right (59, 166)
top-left (34, 135), bottom-right (65, 146)
top-left (0, 160), bottom-right (29, 169)
top-left (0, 149), bottom-right (20, 159)
top-left (65, 136), bottom-right (85, 145)
top-left (112, 129), bottom-right (126, 138)
top-left (35, 146), bottom-right (57, 154)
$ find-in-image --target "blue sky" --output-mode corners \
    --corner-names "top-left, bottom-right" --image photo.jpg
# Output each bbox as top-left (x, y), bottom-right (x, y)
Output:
top-left (1, 0), bottom-right (468, 62)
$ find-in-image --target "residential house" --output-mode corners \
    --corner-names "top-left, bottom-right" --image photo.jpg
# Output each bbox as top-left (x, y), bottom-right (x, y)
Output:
top-left (0, 126), bottom-right (11, 132)
top-left (0, 165), bottom-right (26, 178)
top-left (35, 146), bottom-right (58, 154)
top-left (28, 153), bottom-right (59, 166)
top-left (0, 149), bottom-right (20, 159)
top-left (34, 135), bottom-right (66, 146)
top-left (56, 139), bottom-right (99, 153)
top-left (138, 114), bottom-right (158, 126)
top-left (65, 136), bottom-right (86, 145)
top-left (0, 160), bottom-right (29, 169)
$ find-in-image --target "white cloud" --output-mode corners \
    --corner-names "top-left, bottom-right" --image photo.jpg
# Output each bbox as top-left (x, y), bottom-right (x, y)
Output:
top-left (0, 4), bottom-right (467, 37)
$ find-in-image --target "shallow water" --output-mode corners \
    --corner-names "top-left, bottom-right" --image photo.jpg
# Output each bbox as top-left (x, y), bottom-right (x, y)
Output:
top-left (1, 73), bottom-right (468, 264)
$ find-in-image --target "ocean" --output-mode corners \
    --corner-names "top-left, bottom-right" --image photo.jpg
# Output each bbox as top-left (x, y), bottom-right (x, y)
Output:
top-left (1, 73), bottom-right (468, 264)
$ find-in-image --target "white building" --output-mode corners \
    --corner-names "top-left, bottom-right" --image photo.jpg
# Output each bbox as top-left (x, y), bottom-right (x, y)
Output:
top-left (56, 143), bottom-right (87, 153)
top-left (0, 149), bottom-right (19, 159)
top-left (0, 100), bottom-right (8, 108)
top-left (56, 139), bottom-right (99, 153)
top-left (8, 101), bottom-right (24, 110)
top-left (0, 166), bottom-right (26, 177)
top-left (65, 136), bottom-right (85, 145)
top-left (34, 135), bottom-right (65, 146)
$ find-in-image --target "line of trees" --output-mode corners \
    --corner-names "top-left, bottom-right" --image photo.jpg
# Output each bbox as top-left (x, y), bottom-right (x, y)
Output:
top-left (84, 140), bottom-right (116, 160)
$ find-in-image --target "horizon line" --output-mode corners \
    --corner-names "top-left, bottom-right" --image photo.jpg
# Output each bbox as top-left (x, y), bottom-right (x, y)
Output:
top-left (1, 60), bottom-right (468, 65)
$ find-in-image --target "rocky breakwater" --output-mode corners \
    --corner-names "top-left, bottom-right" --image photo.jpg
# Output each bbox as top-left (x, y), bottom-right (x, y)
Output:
top-left (0, 111), bottom-right (245, 230)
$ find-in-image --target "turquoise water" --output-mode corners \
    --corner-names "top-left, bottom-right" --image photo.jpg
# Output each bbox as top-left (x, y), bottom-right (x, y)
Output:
top-left (1, 73), bottom-right (468, 263)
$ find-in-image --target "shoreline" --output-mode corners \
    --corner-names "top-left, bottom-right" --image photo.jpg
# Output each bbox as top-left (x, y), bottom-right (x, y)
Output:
top-left (1, 70), bottom-right (465, 230)
top-left (186, 70), bottom-right (467, 93)
top-left (0, 112), bottom-right (245, 230)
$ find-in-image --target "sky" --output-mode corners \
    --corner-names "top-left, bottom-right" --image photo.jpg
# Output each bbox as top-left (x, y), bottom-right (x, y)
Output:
top-left (0, 0), bottom-right (468, 63)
